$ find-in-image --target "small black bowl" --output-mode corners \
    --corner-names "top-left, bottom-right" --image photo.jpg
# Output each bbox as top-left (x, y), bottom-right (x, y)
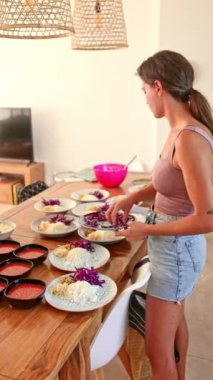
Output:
top-left (0, 276), bottom-right (9, 299)
top-left (13, 244), bottom-right (48, 265)
top-left (4, 278), bottom-right (46, 309)
top-left (0, 258), bottom-right (33, 281)
top-left (0, 240), bottom-right (21, 262)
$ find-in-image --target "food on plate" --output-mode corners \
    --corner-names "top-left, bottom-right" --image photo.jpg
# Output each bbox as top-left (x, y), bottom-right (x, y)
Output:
top-left (85, 229), bottom-right (116, 241)
top-left (0, 223), bottom-right (12, 234)
top-left (79, 194), bottom-right (98, 201)
top-left (38, 221), bottom-right (68, 233)
top-left (53, 239), bottom-right (94, 258)
top-left (65, 248), bottom-right (93, 267)
top-left (82, 207), bottom-right (134, 230)
top-left (38, 214), bottom-right (73, 233)
top-left (41, 205), bottom-right (64, 212)
top-left (79, 190), bottom-right (104, 201)
top-left (85, 205), bottom-right (101, 212)
top-left (51, 268), bottom-right (105, 304)
top-left (41, 199), bottom-right (64, 212)
top-left (52, 240), bottom-right (96, 268)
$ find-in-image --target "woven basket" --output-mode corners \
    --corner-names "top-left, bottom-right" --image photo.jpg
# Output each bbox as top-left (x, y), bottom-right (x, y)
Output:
top-left (0, 0), bottom-right (74, 39)
top-left (72, 0), bottom-right (128, 50)
top-left (126, 327), bottom-right (152, 380)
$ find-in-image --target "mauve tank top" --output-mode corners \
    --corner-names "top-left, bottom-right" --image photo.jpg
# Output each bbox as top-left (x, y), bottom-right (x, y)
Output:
top-left (152, 126), bottom-right (213, 216)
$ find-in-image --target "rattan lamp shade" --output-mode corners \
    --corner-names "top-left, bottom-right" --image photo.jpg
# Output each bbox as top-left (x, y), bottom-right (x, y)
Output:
top-left (0, 0), bottom-right (74, 39)
top-left (72, 0), bottom-right (128, 50)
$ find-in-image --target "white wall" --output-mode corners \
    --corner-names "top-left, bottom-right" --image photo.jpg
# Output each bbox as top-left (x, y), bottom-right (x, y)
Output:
top-left (0, 1), bottom-right (159, 184)
top-left (156, 0), bottom-right (213, 153)
top-left (0, 0), bottom-right (212, 184)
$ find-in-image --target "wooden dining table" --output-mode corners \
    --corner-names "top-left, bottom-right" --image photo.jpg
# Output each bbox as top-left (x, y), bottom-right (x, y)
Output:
top-left (0, 172), bottom-right (150, 380)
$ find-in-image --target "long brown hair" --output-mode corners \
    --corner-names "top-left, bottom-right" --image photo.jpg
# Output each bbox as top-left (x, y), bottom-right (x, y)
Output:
top-left (137, 50), bottom-right (213, 134)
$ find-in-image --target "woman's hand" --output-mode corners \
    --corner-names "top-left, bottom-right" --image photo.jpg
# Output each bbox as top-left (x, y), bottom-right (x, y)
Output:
top-left (106, 195), bottom-right (134, 224)
top-left (116, 221), bottom-right (147, 241)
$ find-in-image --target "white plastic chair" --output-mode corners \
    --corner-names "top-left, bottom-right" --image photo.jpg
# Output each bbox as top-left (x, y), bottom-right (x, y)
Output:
top-left (90, 255), bottom-right (150, 378)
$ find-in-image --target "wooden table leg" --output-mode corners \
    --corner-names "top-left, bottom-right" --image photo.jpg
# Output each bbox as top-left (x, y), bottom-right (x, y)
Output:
top-left (58, 338), bottom-right (89, 380)
top-left (59, 310), bottom-right (103, 380)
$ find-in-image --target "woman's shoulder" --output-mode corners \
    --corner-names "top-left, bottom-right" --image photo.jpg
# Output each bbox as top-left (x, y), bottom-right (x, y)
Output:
top-left (175, 123), bottom-right (213, 149)
top-left (173, 130), bottom-right (212, 166)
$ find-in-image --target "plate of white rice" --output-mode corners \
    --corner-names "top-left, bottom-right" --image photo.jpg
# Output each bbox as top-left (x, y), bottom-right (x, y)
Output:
top-left (45, 272), bottom-right (117, 312)
top-left (31, 215), bottom-right (79, 238)
top-left (49, 243), bottom-right (110, 271)
top-left (70, 188), bottom-right (109, 202)
top-left (34, 198), bottom-right (76, 214)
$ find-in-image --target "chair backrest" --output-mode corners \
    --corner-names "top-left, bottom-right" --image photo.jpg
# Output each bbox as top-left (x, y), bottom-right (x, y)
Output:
top-left (17, 180), bottom-right (48, 203)
top-left (90, 256), bottom-right (150, 371)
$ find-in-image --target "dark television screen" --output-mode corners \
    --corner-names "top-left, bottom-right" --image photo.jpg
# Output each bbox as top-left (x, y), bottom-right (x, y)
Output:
top-left (0, 108), bottom-right (34, 162)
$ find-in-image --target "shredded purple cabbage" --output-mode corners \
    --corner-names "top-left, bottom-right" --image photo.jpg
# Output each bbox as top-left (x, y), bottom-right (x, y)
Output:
top-left (91, 190), bottom-right (104, 199)
top-left (68, 267), bottom-right (105, 286)
top-left (83, 210), bottom-right (134, 230)
top-left (42, 198), bottom-right (60, 206)
top-left (67, 239), bottom-right (94, 252)
top-left (49, 214), bottom-right (73, 225)
top-left (100, 203), bottom-right (110, 212)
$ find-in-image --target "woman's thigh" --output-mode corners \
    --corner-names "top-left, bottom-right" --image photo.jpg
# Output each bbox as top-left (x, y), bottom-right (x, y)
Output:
top-left (145, 295), bottom-right (184, 357)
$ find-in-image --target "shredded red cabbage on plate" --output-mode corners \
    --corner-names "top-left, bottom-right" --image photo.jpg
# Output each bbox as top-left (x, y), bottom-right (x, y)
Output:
top-left (42, 198), bottom-right (61, 206)
top-left (50, 214), bottom-right (73, 225)
top-left (83, 210), bottom-right (135, 230)
top-left (67, 239), bottom-right (94, 252)
top-left (68, 267), bottom-right (105, 286)
top-left (91, 190), bottom-right (104, 199)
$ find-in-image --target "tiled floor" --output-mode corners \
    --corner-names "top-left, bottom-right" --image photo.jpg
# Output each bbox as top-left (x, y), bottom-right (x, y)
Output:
top-left (1, 205), bottom-right (212, 379)
top-left (91, 233), bottom-right (213, 380)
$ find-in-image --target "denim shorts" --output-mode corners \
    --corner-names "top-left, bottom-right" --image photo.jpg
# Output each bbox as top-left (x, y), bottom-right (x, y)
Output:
top-left (146, 213), bottom-right (207, 302)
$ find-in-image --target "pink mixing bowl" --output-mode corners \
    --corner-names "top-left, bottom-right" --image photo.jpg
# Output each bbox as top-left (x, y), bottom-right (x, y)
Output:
top-left (93, 163), bottom-right (128, 188)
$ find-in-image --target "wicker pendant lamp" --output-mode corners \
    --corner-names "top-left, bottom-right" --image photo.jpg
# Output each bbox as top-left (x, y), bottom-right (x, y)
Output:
top-left (72, 0), bottom-right (128, 50)
top-left (0, 0), bottom-right (74, 39)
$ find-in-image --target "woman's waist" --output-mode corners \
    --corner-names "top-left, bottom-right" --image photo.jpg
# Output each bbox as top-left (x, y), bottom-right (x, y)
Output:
top-left (145, 209), bottom-right (185, 224)
top-left (154, 192), bottom-right (193, 217)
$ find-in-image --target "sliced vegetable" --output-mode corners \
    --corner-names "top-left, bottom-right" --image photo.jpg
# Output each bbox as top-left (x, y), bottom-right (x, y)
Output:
top-left (42, 199), bottom-right (60, 206)
top-left (68, 267), bottom-right (105, 286)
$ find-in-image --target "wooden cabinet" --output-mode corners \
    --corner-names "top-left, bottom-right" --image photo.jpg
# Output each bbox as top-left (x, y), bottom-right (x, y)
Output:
top-left (0, 161), bottom-right (45, 204)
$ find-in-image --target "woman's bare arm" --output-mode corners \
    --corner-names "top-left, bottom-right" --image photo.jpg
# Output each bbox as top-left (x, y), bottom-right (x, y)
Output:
top-left (128, 182), bottom-right (156, 204)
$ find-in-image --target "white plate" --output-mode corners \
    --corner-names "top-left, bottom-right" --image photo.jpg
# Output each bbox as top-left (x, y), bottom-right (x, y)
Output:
top-left (34, 198), bottom-right (77, 214)
top-left (49, 243), bottom-right (110, 271)
top-left (45, 273), bottom-right (117, 312)
top-left (71, 188), bottom-right (109, 202)
top-left (71, 202), bottom-right (105, 217)
top-left (31, 216), bottom-right (79, 238)
top-left (78, 226), bottom-right (125, 245)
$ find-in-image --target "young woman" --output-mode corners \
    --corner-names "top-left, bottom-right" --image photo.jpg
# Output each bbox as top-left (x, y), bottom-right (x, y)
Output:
top-left (107, 50), bottom-right (213, 380)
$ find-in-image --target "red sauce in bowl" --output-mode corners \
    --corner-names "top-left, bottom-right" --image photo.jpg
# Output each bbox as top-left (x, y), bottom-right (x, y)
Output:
top-left (0, 245), bottom-right (18, 254)
top-left (0, 282), bottom-right (6, 291)
top-left (0, 262), bottom-right (31, 276)
top-left (17, 248), bottom-right (45, 260)
top-left (7, 284), bottom-right (44, 299)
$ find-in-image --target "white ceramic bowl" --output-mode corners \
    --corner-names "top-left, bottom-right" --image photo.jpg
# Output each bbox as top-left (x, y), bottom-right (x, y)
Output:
top-left (0, 221), bottom-right (16, 240)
